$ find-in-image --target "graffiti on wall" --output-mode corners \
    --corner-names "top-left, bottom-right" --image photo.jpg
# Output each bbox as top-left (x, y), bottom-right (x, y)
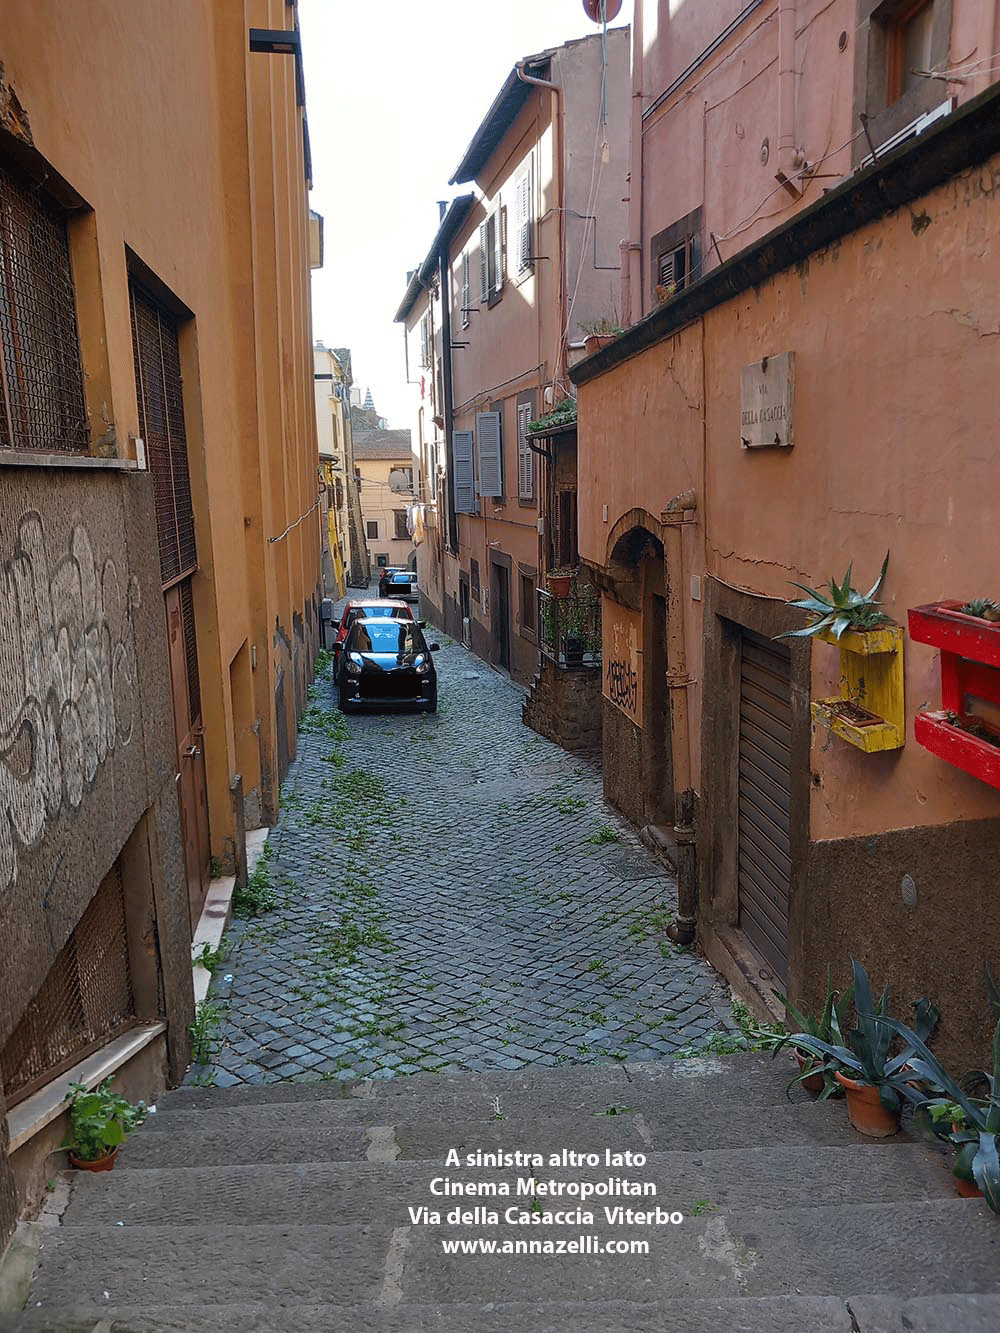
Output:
top-left (602, 599), bottom-right (643, 726)
top-left (0, 512), bottom-right (141, 900)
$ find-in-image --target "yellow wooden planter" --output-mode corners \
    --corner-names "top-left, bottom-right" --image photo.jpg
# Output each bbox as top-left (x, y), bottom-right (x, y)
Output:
top-left (811, 625), bottom-right (905, 752)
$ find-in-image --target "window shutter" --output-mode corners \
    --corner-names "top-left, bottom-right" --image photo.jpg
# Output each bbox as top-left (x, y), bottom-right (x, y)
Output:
top-left (419, 314), bottom-right (430, 368)
top-left (453, 430), bottom-right (475, 513)
top-left (494, 208), bottom-right (505, 294)
top-left (479, 222), bottom-right (489, 302)
top-left (516, 169), bottom-right (532, 272)
top-left (517, 402), bottom-right (534, 500)
top-left (476, 410), bottom-right (502, 498)
top-left (461, 252), bottom-right (470, 328)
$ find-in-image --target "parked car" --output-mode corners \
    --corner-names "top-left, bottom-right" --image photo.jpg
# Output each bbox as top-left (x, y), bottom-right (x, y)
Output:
top-left (338, 617), bottom-right (439, 713)
top-left (377, 565), bottom-right (405, 598)
top-left (383, 568), bottom-right (419, 601)
top-left (332, 599), bottom-right (414, 682)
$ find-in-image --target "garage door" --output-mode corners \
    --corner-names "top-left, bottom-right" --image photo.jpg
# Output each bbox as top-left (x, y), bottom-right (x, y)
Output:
top-left (738, 628), bottom-right (791, 988)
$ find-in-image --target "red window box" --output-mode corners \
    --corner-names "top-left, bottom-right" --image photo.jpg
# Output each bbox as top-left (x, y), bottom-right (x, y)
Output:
top-left (908, 602), bottom-right (1000, 790)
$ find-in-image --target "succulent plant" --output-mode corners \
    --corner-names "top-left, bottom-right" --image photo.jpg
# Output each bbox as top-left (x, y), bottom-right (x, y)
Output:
top-left (960, 598), bottom-right (1000, 622)
top-left (778, 553), bottom-right (892, 640)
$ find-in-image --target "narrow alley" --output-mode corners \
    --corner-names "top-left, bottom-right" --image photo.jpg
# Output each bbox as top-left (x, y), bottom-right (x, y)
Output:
top-left (197, 588), bottom-right (737, 1087)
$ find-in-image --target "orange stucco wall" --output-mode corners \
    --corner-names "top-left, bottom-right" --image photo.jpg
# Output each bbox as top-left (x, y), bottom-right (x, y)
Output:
top-left (579, 153), bottom-right (1000, 842)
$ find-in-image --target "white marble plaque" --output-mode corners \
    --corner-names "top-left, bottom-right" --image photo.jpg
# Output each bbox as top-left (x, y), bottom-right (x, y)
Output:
top-left (740, 352), bottom-right (794, 449)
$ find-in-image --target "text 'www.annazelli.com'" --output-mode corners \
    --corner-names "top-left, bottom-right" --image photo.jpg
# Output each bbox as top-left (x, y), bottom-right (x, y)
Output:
top-left (441, 1235), bottom-right (650, 1257)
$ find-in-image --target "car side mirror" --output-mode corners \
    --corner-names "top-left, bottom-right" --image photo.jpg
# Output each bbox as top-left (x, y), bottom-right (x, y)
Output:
top-left (429, 643), bottom-right (440, 652)
top-left (417, 620), bottom-right (427, 628)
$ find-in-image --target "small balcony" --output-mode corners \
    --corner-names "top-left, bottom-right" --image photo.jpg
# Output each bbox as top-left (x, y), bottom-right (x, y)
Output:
top-left (537, 582), bottom-right (601, 670)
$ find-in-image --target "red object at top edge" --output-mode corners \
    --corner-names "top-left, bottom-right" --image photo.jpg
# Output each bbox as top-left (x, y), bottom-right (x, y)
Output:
top-left (907, 602), bottom-right (1000, 671)
top-left (583, 0), bottom-right (623, 22)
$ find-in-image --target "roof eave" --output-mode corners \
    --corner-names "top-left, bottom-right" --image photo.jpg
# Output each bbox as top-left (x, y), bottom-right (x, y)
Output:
top-left (448, 54), bottom-right (552, 185)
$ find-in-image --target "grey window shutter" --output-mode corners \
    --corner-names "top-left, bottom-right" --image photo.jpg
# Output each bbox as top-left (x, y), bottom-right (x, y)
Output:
top-left (476, 410), bottom-right (502, 498)
top-left (517, 170), bottom-right (532, 272)
top-left (461, 252), bottom-right (470, 328)
top-left (517, 402), bottom-right (534, 500)
top-left (479, 222), bottom-right (489, 301)
top-left (493, 208), bottom-right (504, 294)
top-left (453, 430), bottom-right (475, 513)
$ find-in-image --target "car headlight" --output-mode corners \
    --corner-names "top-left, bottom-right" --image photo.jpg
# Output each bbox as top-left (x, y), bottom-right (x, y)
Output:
top-left (415, 656), bottom-right (430, 674)
top-left (345, 655), bottom-right (363, 676)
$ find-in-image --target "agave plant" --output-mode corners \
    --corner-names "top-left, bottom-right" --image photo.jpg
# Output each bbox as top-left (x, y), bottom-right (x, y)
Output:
top-left (781, 957), bottom-right (937, 1117)
top-left (960, 597), bottom-right (1000, 622)
top-left (770, 971), bottom-right (854, 1098)
top-left (880, 1011), bottom-right (1000, 1214)
top-left (778, 553), bottom-right (892, 640)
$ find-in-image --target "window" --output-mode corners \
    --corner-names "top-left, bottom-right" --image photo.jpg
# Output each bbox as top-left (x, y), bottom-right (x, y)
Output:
top-left (515, 166), bottom-right (533, 274)
top-left (470, 558), bottom-right (481, 603)
top-left (556, 489), bottom-right (578, 569)
top-left (419, 313), bottom-right (430, 368)
top-left (476, 410), bottom-right (503, 499)
top-left (393, 509), bottom-right (409, 540)
top-left (517, 399), bottom-right (535, 501)
top-left (335, 477), bottom-right (344, 511)
top-left (521, 572), bottom-right (536, 634)
top-left (650, 207), bottom-right (702, 305)
top-left (0, 162), bottom-right (89, 454)
top-left (854, 0), bottom-right (952, 165)
top-left (367, 520), bottom-right (379, 539)
top-left (376, 554), bottom-right (389, 568)
top-left (461, 252), bottom-right (471, 329)
top-left (479, 208), bottom-right (504, 306)
top-left (886, 0), bottom-right (934, 104)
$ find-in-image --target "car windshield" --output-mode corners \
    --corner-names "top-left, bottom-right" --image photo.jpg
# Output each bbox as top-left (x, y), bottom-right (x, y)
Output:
top-left (346, 605), bottom-right (409, 628)
top-left (349, 620), bottom-right (424, 655)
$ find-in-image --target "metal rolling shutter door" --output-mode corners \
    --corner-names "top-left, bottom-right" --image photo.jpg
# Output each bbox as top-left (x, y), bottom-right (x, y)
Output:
top-left (738, 629), bottom-right (792, 987)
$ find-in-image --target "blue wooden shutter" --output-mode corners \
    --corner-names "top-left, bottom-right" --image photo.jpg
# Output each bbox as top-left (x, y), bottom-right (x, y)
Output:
top-left (476, 411), bottom-right (502, 498)
top-left (516, 168), bottom-right (532, 273)
top-left (453, 430), bottom-right (475, 513)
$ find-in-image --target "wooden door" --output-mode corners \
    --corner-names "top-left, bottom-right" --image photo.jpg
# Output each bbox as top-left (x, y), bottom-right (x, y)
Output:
top-left (165, 581), bottom-right (210, 931)
top-left (492, 562), bottom-right (510, 671)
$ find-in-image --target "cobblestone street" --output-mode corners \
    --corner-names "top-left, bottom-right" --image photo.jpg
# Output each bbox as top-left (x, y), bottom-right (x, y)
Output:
top-left (195, 595), bottom-right (738, 1086)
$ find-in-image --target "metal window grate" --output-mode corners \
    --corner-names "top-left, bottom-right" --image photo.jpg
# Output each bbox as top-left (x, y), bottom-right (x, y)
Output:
top-left (129, 282), bottom-right (197, 586)
top-left (180, 576), bottom-right (201, 725)
top-left (0, 861), bottom-right (136, 1108)
top-left (0, 163), bottom-right (89, 453)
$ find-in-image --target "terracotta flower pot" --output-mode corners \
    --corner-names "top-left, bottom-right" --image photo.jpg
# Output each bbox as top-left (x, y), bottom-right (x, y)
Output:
top-left (547, 575), bottom-right (572, 598)
top-left (68, 1145), bottom-right (119, 1172)
top-left (794, 1049), bottom-right (825, 1095)
top-left (834, 1072), bottom-right (900, 1137)
top-left (954, 1174), bottom-right (983, 1199)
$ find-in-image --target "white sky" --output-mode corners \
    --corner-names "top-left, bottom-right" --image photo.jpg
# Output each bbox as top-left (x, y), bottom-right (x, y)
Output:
top-left (299, 0), bottom-right (630, 429)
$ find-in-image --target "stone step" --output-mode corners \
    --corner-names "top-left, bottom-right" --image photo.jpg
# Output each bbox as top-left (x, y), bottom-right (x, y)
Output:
top-left (24, 1202), bottom-right (1000, 1311)
top-left (6, 1295), bottom-right (1000, 1333)
top-left (67, 1145), bottom-right (956, 1228)
top-left (3, 1293), bottom-right (1000, 1332)
top-left (132, 1095), bottom-right (909, 1154)
top-left (158, 1054), bottom-right (799, 1119)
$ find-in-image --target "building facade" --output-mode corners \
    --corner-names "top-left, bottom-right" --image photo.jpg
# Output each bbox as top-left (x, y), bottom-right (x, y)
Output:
top-left (396, 32), bottom-right (630, 686)
top-left (573, 0), bottom-right (1000, 1069)
top-left (354, 427), bottom-right (417, 574)
top-left (0, 0), bottom-right (321, 1240)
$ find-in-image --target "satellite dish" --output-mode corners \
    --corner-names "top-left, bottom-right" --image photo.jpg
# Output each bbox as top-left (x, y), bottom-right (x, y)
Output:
top-left (583, 0), bottom-right (622, 21)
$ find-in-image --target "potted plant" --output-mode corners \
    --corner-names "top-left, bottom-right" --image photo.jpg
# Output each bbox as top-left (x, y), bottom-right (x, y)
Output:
top-left (771, 972), bottom-right (854, 1097)
top-left (547, 567), bottom-right (575, 598)
top-left (62, 1077), bottom-right (147, 1172)
top-left (783, 957), bottom-right (938, 1137)
top-left (579, 318), bottom-right (624, 356)
top-left (778, 553), bottom-right (892, 645)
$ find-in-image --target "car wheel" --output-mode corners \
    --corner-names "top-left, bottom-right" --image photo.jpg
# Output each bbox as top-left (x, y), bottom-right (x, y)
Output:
top-left (423, 689), bottom-right (438, 714)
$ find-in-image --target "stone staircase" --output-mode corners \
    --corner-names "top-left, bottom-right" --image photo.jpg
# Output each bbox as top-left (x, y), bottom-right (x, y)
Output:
top-left (2, 1054), bottom-right (1000, 1331)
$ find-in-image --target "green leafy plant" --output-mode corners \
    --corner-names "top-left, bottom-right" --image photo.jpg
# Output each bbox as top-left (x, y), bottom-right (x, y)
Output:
top-left (62, 1078), bottom-right (146, 1163)
top-left (777, 553), bottom-right (892, 640)
top-left (232, 842), bottom-right (276, 917)
top-left (188, 999), bottom-right (227, 1065)
top-left (194, 940), bottom-right (225, 972)
top-left (770, 971), bottom-right (854, 1097)
top-left (579, 317), bottom-right (623, 336)
top-left (587, 825), bottom-right (619, 845)
top-left (960, 598), bottom-right (1000, 622)
top-left (527, 398), bottom-right (577, 434)
top-left (783, 957), bottom-right (938, 1117)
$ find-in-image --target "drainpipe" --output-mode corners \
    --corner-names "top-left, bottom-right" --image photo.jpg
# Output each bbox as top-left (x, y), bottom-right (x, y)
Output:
top-left (439, 247), bottom-right (458, 556)
top-left (517, 61), bottom-right (565, 386)
top-left (661, 489), bottom-right (697, 944)
top-left (624, 0), bottom-right (644, 324)
top-left (776, 0), bottom-right (804, 198)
